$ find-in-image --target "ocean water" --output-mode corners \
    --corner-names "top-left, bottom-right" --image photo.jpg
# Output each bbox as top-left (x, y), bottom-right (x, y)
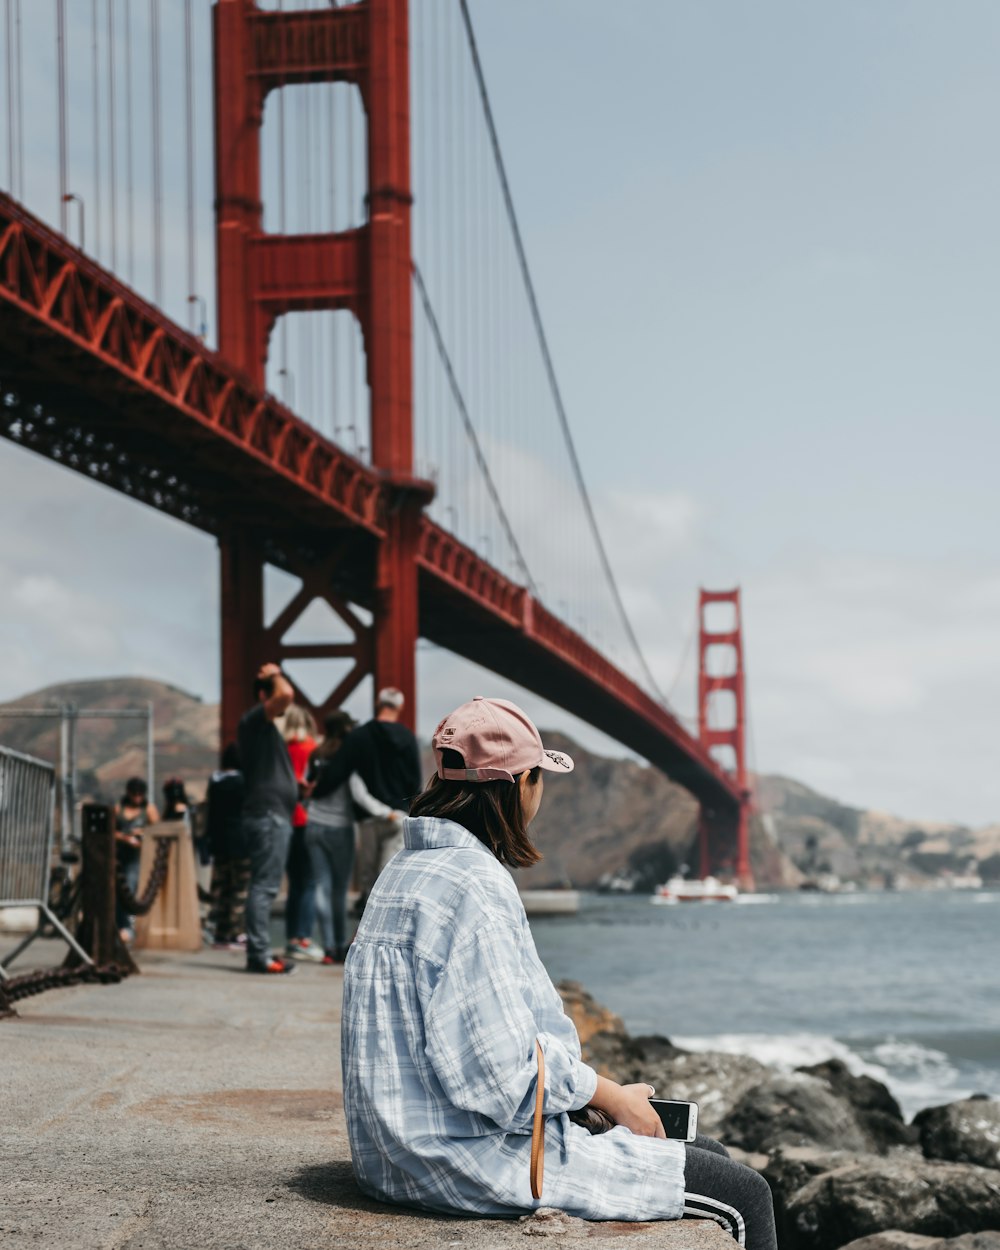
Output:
top-left (528, 889), bottom-right (1000, 1120)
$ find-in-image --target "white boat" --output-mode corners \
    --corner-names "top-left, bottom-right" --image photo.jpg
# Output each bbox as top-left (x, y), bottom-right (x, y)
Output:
top-left (651, 875), bottom-right (738, 905)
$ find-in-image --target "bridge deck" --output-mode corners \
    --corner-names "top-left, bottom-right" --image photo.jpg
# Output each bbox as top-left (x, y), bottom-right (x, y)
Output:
top-left (2, 943), bottom-right (725, 1249)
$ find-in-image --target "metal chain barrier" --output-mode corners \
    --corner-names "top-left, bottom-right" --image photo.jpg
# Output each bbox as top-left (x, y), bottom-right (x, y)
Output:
top-left (1, 807), bottom-right (177, 1020)
top-left (114, 836), bottom-right (172, 916)
top-left (0, 961), bottom-right (127, 1012)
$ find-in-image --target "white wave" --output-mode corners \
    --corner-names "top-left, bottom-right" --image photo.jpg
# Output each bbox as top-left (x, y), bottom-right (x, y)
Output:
top-left (669, 1031), bottom-right (978, 1120)
top-left (670, 1031), bottom-right (862, 1072)
top-left (735, 894), bottom-right (780, 905)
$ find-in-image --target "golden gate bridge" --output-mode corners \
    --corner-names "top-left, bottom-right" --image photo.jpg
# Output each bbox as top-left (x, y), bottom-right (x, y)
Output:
top-left (0, 0), bottom-right (751, 884)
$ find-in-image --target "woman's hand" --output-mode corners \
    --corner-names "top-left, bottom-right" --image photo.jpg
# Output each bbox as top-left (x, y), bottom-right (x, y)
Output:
top-left (587, 1076), bottom-right (665, 1139)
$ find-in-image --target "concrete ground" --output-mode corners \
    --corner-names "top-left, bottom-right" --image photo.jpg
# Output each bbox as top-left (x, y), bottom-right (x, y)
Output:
top-left (2, 940), bottom-right (727, 1249)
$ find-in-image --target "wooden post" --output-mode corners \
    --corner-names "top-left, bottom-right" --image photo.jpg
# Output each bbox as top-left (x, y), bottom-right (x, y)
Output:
top-left (66, 804), bottom-right (137, 973)
top-left (134, 823), bottom-right (202, 952)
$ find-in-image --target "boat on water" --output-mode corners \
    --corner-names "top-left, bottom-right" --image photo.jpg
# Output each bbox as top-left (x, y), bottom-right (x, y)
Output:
top-left (650, 875), bottom-right (738, 905)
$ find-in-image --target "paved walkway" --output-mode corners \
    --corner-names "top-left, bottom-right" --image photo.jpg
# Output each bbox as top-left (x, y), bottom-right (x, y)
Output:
top-left (2, 943), bottom-right (726, 1249)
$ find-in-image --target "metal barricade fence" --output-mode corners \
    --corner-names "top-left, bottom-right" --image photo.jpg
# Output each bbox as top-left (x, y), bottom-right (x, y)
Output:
top-left (0, 744), bottom-right (91, 978)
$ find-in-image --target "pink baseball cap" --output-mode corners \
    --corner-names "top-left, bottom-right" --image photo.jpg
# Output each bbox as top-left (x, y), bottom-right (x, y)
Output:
top-left (432, 697), bottom-right (575, 784)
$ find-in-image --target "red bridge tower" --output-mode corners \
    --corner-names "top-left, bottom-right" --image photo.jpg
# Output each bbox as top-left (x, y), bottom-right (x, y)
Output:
top-left (213, 0), bottom-right (427, 745)
top-left (697, 588), bottom-right (753, 888)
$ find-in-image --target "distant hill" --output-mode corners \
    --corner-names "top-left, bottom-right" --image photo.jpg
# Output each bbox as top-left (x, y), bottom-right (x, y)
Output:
top-left (0, 677), bottom-right (218, 805)
top-left (2, 677), bottom-right (997, 888)
top-left (757, 773), bottom-right (1000, 889)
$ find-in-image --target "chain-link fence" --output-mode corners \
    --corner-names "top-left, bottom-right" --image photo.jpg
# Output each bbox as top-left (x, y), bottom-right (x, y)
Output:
top-left (0, 744), bottom-right (91, 979)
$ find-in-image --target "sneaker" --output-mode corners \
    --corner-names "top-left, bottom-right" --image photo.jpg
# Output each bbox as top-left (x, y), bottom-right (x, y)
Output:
top-left (247, 958), bottom-right (296, 975)
top-left (321, 950), bottom-right (336, 966)
top-left (286, 938), bottom-right (324, 963)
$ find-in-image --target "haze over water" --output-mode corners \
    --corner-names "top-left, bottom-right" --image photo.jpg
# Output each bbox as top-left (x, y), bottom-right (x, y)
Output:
top-left (530, 890), bottom-right (1000, 1120)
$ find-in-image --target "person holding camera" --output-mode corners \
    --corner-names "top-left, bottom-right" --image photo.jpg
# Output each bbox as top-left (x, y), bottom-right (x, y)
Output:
top-left (341, 696), bottom-right (776, 1248)
top-left (237, 662), bottom-right (297, 975)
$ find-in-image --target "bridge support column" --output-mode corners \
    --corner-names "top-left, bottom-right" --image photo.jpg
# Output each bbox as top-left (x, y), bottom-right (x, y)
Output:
top-left (219, 532), bottom-right (267, 752)
top-left (373, 494), bottom-right (424, 733)
top-left (214, 0), bottom-right (425, 730)
top-left (697, 589), bottom-right (754, 889)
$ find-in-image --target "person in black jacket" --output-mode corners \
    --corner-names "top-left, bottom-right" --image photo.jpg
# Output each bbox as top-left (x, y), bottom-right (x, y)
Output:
top-left (310, 686), bottom-right (421, 913)
top-left (206, 743), bottom-right (249, 950)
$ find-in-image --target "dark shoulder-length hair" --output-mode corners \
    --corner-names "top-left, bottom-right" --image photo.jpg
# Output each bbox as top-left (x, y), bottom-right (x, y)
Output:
top-left (408, 749), bottom-right (542, 869)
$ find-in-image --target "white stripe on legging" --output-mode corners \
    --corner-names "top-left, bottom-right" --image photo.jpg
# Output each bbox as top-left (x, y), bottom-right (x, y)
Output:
top-left (684, 1192), bottom-right (747, 1246)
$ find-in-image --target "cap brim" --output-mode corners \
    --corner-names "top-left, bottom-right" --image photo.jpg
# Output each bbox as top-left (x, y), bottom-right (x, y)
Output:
top-left (539, 748), bottom-right (574, 774)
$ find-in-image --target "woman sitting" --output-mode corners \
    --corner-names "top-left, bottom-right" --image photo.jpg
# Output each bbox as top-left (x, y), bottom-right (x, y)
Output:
top-left (341, 696), bottom-right (776, 1249)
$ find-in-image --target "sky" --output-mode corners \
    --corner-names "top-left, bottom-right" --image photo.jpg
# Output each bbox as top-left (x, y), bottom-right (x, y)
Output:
top-left (2, 1), bottom-right (1000, 825)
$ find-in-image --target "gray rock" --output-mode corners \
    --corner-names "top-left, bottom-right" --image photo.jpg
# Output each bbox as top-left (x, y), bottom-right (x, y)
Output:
top-left (619, 1050), bottom-right (771, 1139)
top-left (841, 1233), bottom-right (1000, 1250)
top-left (914, 1098), bottom-right (1000, 1171)
top-left (782, 1155), bottom-right (1000, 1250)
top-left (721, 1072), bottom-right (875, 1155)
top-left (762, 1145), bottom-right (872, 1240)
top-left (799, 1058), bottom-right (918, 1150)
top-left (837, 1234), bottom-right (939, 1250)
top-left (932, 1236), bottom-right (1000, 1249)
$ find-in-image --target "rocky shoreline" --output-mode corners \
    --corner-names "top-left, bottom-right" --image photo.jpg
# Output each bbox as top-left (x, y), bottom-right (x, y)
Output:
top-left (559, 982), bottom-right (1000, 1250)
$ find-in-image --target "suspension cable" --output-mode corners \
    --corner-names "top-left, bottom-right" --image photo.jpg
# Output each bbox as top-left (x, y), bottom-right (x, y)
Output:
top-left (413, 261), bottom-right (536, 596)
top-left (5, 0), bottom-right (13, 193)
top-left (124, 0), bottom-right (134, 282)
top-left (57, 0), bottom-right (67, 230)
top-left (107, 0), bottom-right (117, 271)
top-left (150, 0), bottom-right (162, 304)
top-left (184, 0), bottom-right (195, 332)
top-left (91, 0), bottom-right (100, 256)
top-left (13, 0), bottom-right (21, 196)
top-left (456, 0), bottom-right (667, 703)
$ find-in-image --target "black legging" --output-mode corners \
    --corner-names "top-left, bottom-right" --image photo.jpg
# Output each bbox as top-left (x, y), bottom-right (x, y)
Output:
top-left (683, 1135), bottom-right (776, 1250)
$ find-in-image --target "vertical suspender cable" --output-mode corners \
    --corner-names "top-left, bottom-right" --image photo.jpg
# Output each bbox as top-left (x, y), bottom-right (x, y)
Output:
top-left (91, 0), bottom-right (101, 257)
top-left (278, 0), bottom-right (288, 398)
top-left (414, 3), bottom-right (426, 476)
top-left (4, 0), bottom-right (12, 193)
top-left (124, 0), bottom-right (134, 283)
top-left (348, 28), bottom-right (358, 452)
top-left (184, 0), bottom-right (195, 332)
top-left (57, 0), bottom-right (68, 232)
top-left (107, 0), bottom-right (117, 272)
top-left (150, 0), bottom-right (162, 305)
top-left (13, 0), bottom-right (21, 197)
top-left (335, 23), bottom-right (342, 440)
top-left (303, 4), bottom-right (314, 422)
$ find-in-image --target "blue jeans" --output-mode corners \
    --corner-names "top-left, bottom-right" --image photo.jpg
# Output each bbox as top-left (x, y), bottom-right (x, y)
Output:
top-left (285, 825), bottom-right (317, 945)
top-left (243, 812), bottom-right (293, 967)
top-left (115, 844), bottom-right (141, 932)
top-left (304, 821), bottom-right (355, 954)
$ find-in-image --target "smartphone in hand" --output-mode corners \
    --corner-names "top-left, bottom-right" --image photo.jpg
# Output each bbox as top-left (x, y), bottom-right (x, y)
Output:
top-left (649, 1098), bottom-right (699, 1142)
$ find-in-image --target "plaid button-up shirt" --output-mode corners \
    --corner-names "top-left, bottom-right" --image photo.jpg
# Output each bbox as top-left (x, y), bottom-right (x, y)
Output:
top-left (341, 817), bottom-right (685, 1220)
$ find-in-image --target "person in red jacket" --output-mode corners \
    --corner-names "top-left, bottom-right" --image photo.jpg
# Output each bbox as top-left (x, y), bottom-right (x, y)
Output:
top-left (283, 705), bottom-right (322, 961)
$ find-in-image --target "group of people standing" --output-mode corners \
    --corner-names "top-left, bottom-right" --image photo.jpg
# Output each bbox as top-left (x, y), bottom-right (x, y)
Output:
top-left (232, 663), bottom-right (421, 975)
top-left (113, 665), bottom-right (421, 971)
